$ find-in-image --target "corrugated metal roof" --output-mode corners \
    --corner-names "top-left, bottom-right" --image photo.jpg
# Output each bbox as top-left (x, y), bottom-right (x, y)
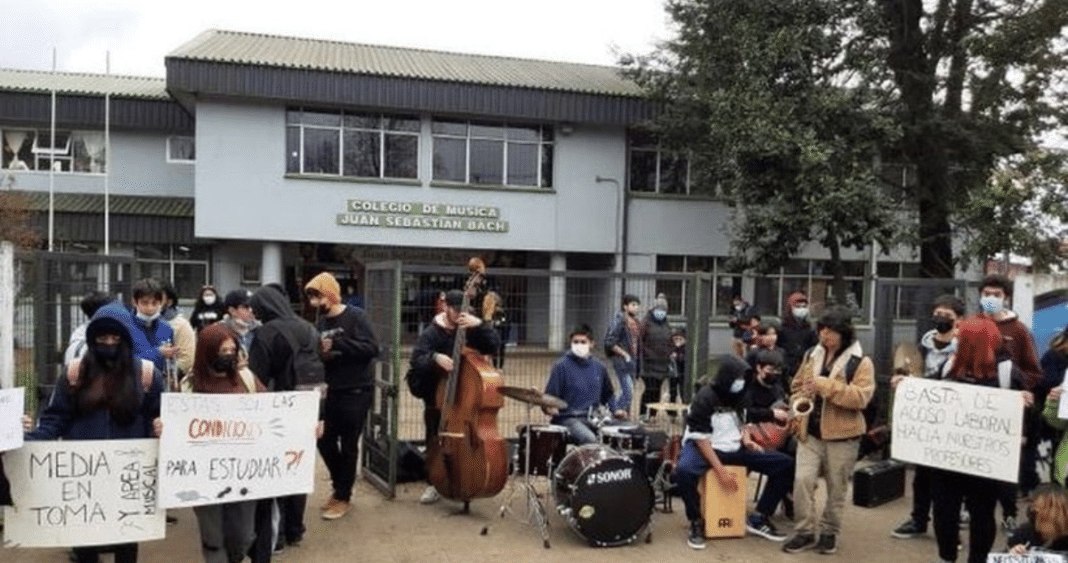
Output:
top-left (0, 68), bottom-right (169, 100)
top-left (13, 191), bottom-right (194, 217)
top-left (167, 29), bottom-right (643, 97)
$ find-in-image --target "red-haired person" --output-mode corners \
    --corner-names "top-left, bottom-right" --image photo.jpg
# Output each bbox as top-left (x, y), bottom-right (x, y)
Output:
top-left (929, 317), bottom-right (1033, 563)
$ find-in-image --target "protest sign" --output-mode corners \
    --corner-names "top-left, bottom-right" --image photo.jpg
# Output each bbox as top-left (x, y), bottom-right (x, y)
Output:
top-left (891, 377), bottom-right (1023, 483)
top-left (0, 387), bottom-right (24, 451)
top-left (987, 553), bottom-right (1068, 563)
top-left (159, 391), bottom-right (319, 509)
top-left (2, 439), bottom-right (164, 547)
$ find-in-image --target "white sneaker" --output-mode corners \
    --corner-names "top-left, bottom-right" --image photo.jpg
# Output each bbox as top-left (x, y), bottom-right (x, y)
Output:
top-left (419, 485), bottom-right (441, 504)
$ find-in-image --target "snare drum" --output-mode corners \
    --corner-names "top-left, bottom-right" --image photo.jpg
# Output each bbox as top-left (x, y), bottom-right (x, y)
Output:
top-left (553, 444), bottom-right (654, 547)
top-left (516, 424), bottom-right (569, 476)
top-left (600, 425), bottom-right (647, 454)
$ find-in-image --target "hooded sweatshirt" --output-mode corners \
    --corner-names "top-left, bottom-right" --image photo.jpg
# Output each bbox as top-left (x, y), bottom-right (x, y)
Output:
top-left (304, 273), bottom-right (380, 392)
top-left (982, 310), bottom-right (1042, 390)
top-left (919, 329), bottom-right (957, 379)
top-left (684, 355), bottom-right (750, 451)
top-left (248, 286), bottom-right (317, 391)
top-left (779, 291), bottom-right (817, 380)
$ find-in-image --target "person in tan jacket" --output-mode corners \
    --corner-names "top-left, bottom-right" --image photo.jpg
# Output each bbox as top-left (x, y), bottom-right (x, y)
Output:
top-left (782, 305), bottom-right (875, 556)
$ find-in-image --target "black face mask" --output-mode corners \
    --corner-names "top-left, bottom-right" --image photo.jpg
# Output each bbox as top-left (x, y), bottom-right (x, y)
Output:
top-left (94, 343), bottom-right (120, 362)
top-left (211, 355), bottom-right (237, 373)
top-left (932, 316), bottom-right (954, 334)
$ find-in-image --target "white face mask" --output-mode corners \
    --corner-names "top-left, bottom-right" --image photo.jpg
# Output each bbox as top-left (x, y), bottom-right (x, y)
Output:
top-left (729, 377), bottom-right (745, 394)
top-left (653, 309), bottom-right (667, 321)
top-left (980, 295), bottom-right (1004, 315)
top-left (792, 306), bottom-right (809, 320)
top-left (202, 294), bottom-right (217, 306)
top-left (137, 310), bottom-right (160, 323)
top-left (571, 342), bottom-right (591, 358)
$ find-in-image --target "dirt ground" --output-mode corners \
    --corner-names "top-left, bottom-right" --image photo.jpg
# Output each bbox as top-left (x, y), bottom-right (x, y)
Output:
top-left (4, 457), bottom-right (1021, 563)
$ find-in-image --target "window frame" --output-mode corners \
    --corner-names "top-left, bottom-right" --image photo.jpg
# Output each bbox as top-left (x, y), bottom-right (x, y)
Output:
top-left (166, 135), bottom-right (196, 163)
top-left (285, 108), bottom-right (419, 180)
top-left (431, 119), bottom-right (553, 189)
top-left (628, 133), bottom-right (692, 195)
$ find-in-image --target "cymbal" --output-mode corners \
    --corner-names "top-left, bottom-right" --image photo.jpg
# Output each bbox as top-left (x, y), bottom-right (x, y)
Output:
top-left (498, 386), bottom-right (567, 410)
top-left (893, 342), bottom-right (923, 379)
top-left (645, 401), bottom-right (690, 412)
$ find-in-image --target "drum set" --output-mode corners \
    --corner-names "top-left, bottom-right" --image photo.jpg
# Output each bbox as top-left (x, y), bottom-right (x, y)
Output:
top-left (497, 386), bottom-right (688, 548)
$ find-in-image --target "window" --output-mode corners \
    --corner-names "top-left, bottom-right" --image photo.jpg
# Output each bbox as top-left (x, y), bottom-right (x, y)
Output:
top-left (752, 260), bottom-right (869, 317)
top-left (167, 136), bottom-right (195, 162)
top-left (285, 108), bottom-right (418, 179)
top-left (431, 120), bottom-right (553, 188)
top-left (628, 131), bottom-right (690, 194)
top-left (655, 255), bottom-right (740, 316)
top-left (1, 129), bottom-right (106, 173)
top-left (134, 244), bottom-right (211, 300)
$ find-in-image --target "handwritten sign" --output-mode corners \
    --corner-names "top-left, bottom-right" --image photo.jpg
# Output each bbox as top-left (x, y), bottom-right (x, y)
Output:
top-left (892, 377), bottom-right (1023, 483)
top-left (988, 553), bottom-right (1067, 563)
top-left (1057, 375), bottom-right (1068, 419)
top-left (0, 387), bottom-right (25, 451)
top-left (2, 439), bottom-right (164, 547)
top-left (159, 391), bottom-right (319, 508)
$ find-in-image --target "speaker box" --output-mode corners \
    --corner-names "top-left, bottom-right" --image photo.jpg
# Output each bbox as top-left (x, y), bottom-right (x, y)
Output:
top-left (852, 459), bottom-right (906, 508)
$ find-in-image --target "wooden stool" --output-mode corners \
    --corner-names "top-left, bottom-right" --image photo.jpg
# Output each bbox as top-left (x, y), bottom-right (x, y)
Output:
top-left (698, 465), bottom-right (747, 538)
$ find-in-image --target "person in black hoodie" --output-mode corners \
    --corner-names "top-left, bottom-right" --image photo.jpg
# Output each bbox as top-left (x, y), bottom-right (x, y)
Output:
top-left (190, 285), bottom-right (226, 332)
top-left (303, 272), bottom-right (380, 521)
top-left (779, 291), bottom-right (817, 386)
top-left (673, 354), bottom-right (793, 550)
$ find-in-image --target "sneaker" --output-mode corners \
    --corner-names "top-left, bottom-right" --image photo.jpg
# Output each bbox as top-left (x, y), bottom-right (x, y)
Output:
top-left (747, 514), bottom-right (788, 542)
top-left (321, 499), bottom-right (350, 520)
top-left (687, 519), bottom-right (706, 550)
top-left (816, 533), bottom-right (837, 554)
top-left (1002, 515), bottom-right (1017, 532)
top-left (783, 533), bottom-right (818, 553)
top-left (891, 518), bottom-right (927, 539)
top-left (321, 498), bottom-right (338, 511)
top-left (419, 485), bottom-right (441, 505)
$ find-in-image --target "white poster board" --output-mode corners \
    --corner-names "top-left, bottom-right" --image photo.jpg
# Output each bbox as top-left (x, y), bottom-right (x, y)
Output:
top-left (159, 391), bottom-right (319, 508)
top-left (891, 377), bottom-right (1023, 483)
top-left (988, 553), bottom-right (1068, 563)
top-left (2, 439), bottom-right (164, 547)
top-left (1056, 372), bottom-right (1068, 419)
top-left (0, 387), bottom-right (24, 451)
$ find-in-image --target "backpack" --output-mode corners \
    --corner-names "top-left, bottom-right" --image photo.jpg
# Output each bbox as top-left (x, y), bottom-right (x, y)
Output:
top-left (277, 319), bottom-right (326, 390)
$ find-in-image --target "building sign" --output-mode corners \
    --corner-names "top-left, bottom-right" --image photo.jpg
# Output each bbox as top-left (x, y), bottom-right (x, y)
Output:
top-left (3, 439), bottom-right (164, 547)
top-left (891, 377), bottom-right (1023, 483)
top-left (337, 199), bottom-right (509, 233)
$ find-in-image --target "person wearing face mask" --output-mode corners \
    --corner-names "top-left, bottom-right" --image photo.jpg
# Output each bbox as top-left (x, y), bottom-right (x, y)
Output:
top-left (191, 285), bottom-right (227, 333)
top-left (221, 289), bottom-right (258, 358)
top-left (673, 354), bottom-right (794, 550)
top-left (23, 302), bottom-right (164, 563)
top-left (728, 294), bottom-right (756, 358)
top-left (179, 323), bottom-right (265, 563)
top-left (127, 278), bottom-right (177, 374)
top-left (888, 294), bottom-right (964, 540)
top-left (303, 271), bottom-right (380, 520)
top-left (639, 295), bottom-right (675, 421)
top-left (780, 291), bottom-right (818, 386)
top-left (542, 324), bottom-right (616, 445)
top-left (782, 306), bottom-right (874, 556)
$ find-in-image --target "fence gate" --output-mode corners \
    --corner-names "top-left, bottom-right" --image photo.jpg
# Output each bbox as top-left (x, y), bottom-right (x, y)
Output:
top-left (360, 260), bottom-right (403, 498)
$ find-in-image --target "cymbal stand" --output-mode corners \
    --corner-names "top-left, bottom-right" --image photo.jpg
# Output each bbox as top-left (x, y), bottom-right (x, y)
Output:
top-left (499, 403), bottom-right (551, 548)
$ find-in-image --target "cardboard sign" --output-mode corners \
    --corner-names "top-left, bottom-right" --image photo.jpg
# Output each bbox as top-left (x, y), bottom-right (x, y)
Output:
top-left (698, 465), bottom-right (747, 538)
top-left (987, 553), bottom-right (1068, 563)
top-left (892, 377), bottom-right (1023, 483)
top-left (158, 391), bottom-right (319, 508)
top-left (2, 439), bottom-right (164, 547)
top-left (0, 387), bottom-right (24, 452)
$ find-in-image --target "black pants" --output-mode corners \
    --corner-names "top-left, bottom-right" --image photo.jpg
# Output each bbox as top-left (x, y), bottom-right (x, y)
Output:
top-left (424, 401), bottom-right (440, 446)
top-left (278, 494), bottom-right (307, 544)
top-left (930, 469), bottom-right (998, 563)
top-left (73, 544), bottom-right (137, 563)
top-left (317, 389), bottom-right (373, 502)
top-left (639, 376), bottom-right (681, 417)
top-left (247, 498), bottom-right (275, 563)
top-left (910, 465), bottom-right (932, 527)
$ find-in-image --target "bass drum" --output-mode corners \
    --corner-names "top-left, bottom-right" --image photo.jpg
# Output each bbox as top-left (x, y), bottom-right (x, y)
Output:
top-left (553, 444), bottom-right (653, 547)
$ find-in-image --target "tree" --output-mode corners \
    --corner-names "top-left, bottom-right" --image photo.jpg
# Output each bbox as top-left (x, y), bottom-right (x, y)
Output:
top-left (0, 176), bottom-right (39, 249)
top-left (624, 0), bottom-right (905, 305)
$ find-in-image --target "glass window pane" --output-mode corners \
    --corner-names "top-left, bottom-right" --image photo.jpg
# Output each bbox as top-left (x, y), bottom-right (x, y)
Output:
top-left (541, 128), bottom-right (554, 142)
top-left (657, 255), bottom-right (685, 272)
top-left (303, 128), bottom-right (339, 174)
top-left (386, 115), bottom-right (421, 132)
top-left (715, 275), bottom-right (742, 315)
top-left (877, 262), bottom-right (900, 278)
top-left (169, 136), bottom-right (195, 161)
top-left (470, 123), bottom-right (505, 139)
top-left (431, 120), bottom-right (467, 136)
top-left (507, 125), bottom-right (540, 142)
top-left (136, 261), bottom-right (169, 284)
top-left (432, 137), bottom-right (466, 182)
top-left (902, 263), bottom-right (921, 277)
top-left (507, 142), bottom-right (537, 186)
top-left (302, 111), bottom-right (341, 127)
top-left (3, 131), bottom-right (35, 170)
top-left (384, 134), bottom-right (418, 179)
top-left (686, 256), bottom-right (713, 272)
top-left (286, 126), bottom-right (301, 173)
top-left (135, 244), bottom-right (168, 260)
top-left (343, 113), bottom-right (380, 129)
top-left (343, 130), bottom-right (380, 177)
top-left (629, 150), bottom-right (657, 192)
top-left (629, 130), bottom-right (657, 148)
top-left (470, 139), bottom-right (503, 185)
top-left (754, 277), bottom-right (780, 317)
top-left (174, 263), bottom-right (208, 302)
top-left (540, 144), bottom-right (553, 188)
top-left (656, 279), bottom-right (684, 315)
top-left (783, 259), bottom-right (809, 275)
top-left (174, 244), bottom-right (210, 260)
top-left (660, 153), bottom-right (688, 194)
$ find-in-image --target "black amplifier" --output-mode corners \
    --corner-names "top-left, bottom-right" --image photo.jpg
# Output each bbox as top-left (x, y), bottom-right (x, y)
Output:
top-left (852, 459), bottom-right (906, 508)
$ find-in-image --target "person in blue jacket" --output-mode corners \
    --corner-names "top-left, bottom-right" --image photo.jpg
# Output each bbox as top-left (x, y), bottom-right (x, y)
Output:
top-left (543, 324), bottom-right (617, 444)
top-left (127, 278), bottom-right (177, 374)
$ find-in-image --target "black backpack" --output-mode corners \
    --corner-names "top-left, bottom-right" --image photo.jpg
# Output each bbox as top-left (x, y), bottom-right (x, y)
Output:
top-left (278, 319), bottom-right (326, 390)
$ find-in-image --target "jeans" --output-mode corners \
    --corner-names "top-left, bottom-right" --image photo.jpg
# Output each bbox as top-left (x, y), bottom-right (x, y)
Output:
top-left (612, 358), bottom-right (637, 415)
top-left (556, 416), bottom-right (599, 445)
top-left (793, 437), bottom-right (859, 536)
top-left (672, 439), bottom-right (794, 522)
top-left (317, 388), bottom-right (373, 502)
top-left (930, 468), bottom-right (998, 563)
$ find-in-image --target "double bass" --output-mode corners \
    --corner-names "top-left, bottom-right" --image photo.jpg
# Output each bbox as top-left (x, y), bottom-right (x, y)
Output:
top-left (425, 258), bottom-right (508, 508)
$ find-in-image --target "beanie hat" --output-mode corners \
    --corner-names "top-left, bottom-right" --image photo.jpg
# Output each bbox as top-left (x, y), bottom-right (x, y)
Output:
top-left (654, 296), bottom-right (669, 310)
top-left (224, 289), bottom-right (251, 309)
top-left (304, 272), bottom-right (342, 306)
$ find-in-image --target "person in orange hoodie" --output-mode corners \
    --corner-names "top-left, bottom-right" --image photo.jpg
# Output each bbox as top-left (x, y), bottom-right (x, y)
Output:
top-left (304, 272), bottom-right (380, 521)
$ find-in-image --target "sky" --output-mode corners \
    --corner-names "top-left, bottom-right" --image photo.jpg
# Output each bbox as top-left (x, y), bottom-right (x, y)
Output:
top-left (1, 0), bottom-right (675, 77)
